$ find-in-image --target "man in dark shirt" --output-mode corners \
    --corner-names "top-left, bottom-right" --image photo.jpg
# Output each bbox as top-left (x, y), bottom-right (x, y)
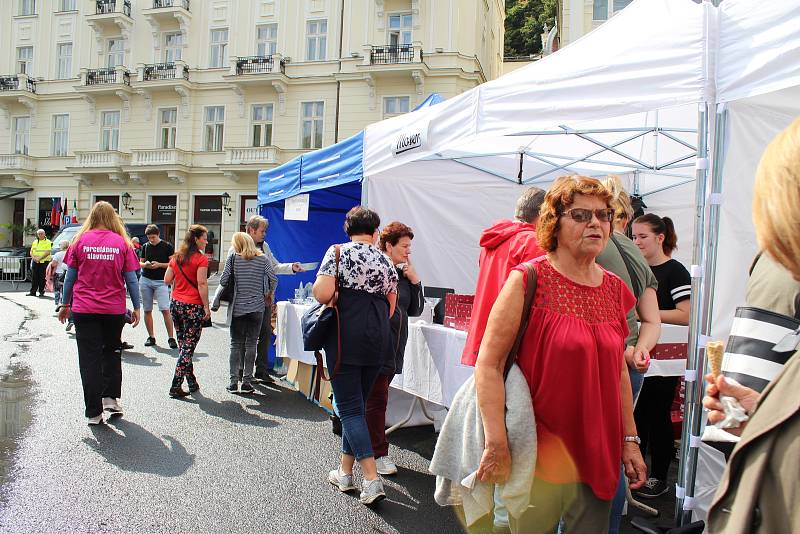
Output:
top-left (140, 224), bottom-right (177, 348)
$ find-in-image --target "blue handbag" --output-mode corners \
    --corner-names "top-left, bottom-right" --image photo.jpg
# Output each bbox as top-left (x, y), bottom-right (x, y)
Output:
top-left (301, 246), bottom-right (341, 386)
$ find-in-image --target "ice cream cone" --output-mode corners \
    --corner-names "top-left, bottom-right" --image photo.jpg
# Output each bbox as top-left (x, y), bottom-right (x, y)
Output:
top-left (706, 341), bottom-right (725, 378)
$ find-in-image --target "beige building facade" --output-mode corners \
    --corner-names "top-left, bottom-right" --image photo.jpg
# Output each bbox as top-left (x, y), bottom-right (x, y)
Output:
top-left (558, 0), bottom-right (631, 48)
top-left (0, 0), bottom-right (504, 263)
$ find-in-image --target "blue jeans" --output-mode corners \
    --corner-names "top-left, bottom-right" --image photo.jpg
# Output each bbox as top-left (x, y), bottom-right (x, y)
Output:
top-left (608, 368), bottom-right (646, 534)
top-left (329, 364), bottom-right (381, 461)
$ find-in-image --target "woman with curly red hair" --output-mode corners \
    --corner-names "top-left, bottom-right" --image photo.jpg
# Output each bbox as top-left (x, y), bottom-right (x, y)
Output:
top-left (475, 175), bottom-right (647, 532)
top-left (364, 221), bottom-right (425, 476)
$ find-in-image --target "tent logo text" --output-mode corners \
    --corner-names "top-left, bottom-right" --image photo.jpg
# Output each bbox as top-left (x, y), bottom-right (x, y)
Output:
top-left (393, 131), bottom-right (423, 155)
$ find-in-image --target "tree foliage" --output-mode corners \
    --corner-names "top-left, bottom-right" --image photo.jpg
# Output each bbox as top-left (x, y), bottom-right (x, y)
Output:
top-left (504, 0), bottom-right (558, 56)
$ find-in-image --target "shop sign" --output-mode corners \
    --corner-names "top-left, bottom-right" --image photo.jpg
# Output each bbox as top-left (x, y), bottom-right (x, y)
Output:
top-left (152, 196), bottom-right (177, 223)
top-left (284, 194), bottom-right (310, 221)
top-left (243, 198), bottom-right (259, 223)
top-left (194, 196), bottom-right (222, 223)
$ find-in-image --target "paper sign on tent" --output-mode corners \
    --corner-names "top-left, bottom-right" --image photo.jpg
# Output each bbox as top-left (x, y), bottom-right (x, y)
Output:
top-left (284, 194), bottom-right (310, 221)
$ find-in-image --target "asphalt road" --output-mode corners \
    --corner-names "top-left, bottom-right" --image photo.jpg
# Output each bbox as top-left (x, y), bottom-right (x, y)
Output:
top-left (0, 290), bottom-right (474, 534)
top-left (0, 289), bottom-right (676, 533)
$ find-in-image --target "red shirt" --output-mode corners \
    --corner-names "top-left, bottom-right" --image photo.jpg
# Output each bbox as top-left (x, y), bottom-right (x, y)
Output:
top-left (64, 230), bottom-right (140, 315)
top-left (515, 257), bottom-right (635, 500)
top-left (462, 220), bottom-right (545, 365)
top-left (169, 252), bottom-right (209, 305)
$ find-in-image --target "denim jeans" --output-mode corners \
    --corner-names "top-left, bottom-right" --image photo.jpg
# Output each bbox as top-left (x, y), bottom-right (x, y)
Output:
top-left (230, 311), bottom-right (263, 383)
top-left (329, 363), bottom-right (381, 461)
top-left (608, 368), bottom-right (646, 534)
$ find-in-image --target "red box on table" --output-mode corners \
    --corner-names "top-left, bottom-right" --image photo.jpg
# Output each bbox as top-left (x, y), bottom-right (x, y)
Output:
top-left (443, 294), bottom-right (474, 331)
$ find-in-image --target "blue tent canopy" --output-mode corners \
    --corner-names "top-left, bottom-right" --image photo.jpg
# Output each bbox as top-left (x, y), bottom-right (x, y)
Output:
top-left (257, 94), bottom-right (443, 304)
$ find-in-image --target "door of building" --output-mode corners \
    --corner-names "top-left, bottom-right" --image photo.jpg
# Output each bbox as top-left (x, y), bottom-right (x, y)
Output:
top-left (193, 195), bottom-right (222, 272)
top-left (12, 198), bottom-right (24, 247)
top-left (151, 195), bottom-right (177, 245)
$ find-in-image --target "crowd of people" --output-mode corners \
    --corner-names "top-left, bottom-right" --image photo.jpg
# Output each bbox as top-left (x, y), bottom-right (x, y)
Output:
top-left (40, 117), bottom-right (800, 533)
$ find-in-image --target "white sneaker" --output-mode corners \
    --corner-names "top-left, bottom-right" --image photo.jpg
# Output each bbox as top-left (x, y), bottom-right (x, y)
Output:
top-left (328, 468), bottom-right (357, 493)
top-left (375, 456), bottom-right (398, 475)
top-left (360, 478), bottom-right (386, 505)
top-left (102, 397), bottom-right (123, 417)
top-left (87, 414), bottom-right (104, 426)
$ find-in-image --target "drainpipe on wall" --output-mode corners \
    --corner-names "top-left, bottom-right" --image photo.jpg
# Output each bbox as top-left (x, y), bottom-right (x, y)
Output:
top-left (335, 0), bottom-right (345, 143)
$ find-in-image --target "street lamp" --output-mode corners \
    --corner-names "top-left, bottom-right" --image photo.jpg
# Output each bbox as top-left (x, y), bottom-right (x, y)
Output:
top-left (121, 192), bottom-right (134, 215)
top-left (221, 192), bottom-right (232, 216)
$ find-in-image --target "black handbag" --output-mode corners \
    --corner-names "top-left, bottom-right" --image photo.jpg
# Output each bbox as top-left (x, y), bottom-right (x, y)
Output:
top-left (175, 258), bottom-right (213, 328)
top-left (218, 253), bottom-right (235, 304)
top-left (301, 245), bottom-right (341, 397)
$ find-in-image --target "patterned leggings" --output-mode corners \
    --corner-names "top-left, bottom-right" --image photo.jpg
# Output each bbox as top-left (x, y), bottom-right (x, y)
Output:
top-left (170, 300), bottom-right (205, 384)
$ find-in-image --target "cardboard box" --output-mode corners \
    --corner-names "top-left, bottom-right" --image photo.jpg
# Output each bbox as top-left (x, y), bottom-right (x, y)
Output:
top-left (286, 359), bottom-right (315, 400)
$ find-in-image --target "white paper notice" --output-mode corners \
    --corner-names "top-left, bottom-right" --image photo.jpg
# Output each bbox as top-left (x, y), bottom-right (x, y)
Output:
top-left (284, 194), bottom-right (310, 221)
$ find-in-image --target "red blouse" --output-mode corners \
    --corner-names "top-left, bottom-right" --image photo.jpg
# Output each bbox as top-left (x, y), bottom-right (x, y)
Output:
top-left (514, 256), bottom-right (635, 500)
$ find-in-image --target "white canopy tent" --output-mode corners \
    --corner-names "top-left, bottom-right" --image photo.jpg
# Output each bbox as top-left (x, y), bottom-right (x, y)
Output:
top-left (360, 0), bottom-right (800, 524)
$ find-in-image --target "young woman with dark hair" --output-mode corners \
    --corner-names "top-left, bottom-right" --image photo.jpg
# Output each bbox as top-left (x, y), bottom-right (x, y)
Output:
top-left (630, 213), bottom-right (691, 499)
top-left (164, 225), bottom-right (210, 398)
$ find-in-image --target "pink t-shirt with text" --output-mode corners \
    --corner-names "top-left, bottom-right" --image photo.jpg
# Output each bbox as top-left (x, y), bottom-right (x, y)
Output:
top-left (64, 229), bottom-right (140, 315)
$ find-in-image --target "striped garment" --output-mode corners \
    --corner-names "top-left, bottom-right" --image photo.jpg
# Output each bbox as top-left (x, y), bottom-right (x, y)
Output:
top-left (219, 254), bottom-right (277, 317)
top-left (671, 284), bottom-right (691, 302)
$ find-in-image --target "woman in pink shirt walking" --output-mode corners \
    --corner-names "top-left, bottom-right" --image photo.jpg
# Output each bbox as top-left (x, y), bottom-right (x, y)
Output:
top-left (58, 201), bottom-right (142, 425)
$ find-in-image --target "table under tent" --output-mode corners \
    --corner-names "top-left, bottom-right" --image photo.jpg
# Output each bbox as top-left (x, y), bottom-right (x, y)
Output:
top-left (260, 0), bottom-right (800, 526)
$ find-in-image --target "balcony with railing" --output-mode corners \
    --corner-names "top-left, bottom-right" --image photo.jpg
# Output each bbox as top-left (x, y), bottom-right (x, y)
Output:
top-left (73, 150), bottom-right (131, 169)
top-left (153, 0), bottom-right (189, 9)
top-left (225, 147), bottom-right (278, 165)
top-left (85, 67), bottom-right (131, 86)
top-left (130, 148), bottom-right (192, 167)
top-left (143, 0), bottom-right (191, 28)
top-left (235, 56), bottom-right (285, 75)
top-left (370, 44), bottom-right (416, 65)
top-left (142, 62), bottom-right (189, 81)
top-left (0, 154), bottom-right (36, 173)
top-left (0, 75), bottom-right (36, 94)
top-left (95, 0), bottom-right (132, 16)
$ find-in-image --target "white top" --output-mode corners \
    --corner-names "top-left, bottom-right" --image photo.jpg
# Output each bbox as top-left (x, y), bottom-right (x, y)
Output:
top-left (52, 250), bottom-right (68, 274)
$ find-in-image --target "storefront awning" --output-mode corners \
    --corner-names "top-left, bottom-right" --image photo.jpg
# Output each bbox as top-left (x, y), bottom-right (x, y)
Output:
top-left (0, 187), bottom-right (32, 200)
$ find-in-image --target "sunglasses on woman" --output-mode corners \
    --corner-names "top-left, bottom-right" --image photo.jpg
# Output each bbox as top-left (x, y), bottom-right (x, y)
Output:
top-left (562, 208), bottom-right (615, 223)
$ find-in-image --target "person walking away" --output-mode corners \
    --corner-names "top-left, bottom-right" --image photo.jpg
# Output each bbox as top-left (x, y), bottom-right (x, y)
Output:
top-left (596, 176), bottom-right (661, 533)
top-left (314, 206), bottom-right (398, 505)
top-left (50, 241), bottom-right (70, 310)
top-left (57, 201), bottom-right (141, 425)
top-left (164, 225), bottom-right (210, 398)
top-left (139, 225), bottom-right (177, 348)
top-left (462, 187), bottom-right (546, 367)
top-left (631, 213), bottom-right (691, 499)
top-left (243, 215), bottom-right (304, 383)
top-left (365, 222), bottom-right (424, 476)
top-left (29, 228), bottom-right (52, 297)
top-left (475, 176), bottom-right (647, 533)
top-left (211, 232), bottom-right (276, 393)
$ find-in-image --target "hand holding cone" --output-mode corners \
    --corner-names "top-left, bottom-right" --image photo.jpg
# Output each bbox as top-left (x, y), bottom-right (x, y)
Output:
top-left (706, 340), bottom-right (725, 378)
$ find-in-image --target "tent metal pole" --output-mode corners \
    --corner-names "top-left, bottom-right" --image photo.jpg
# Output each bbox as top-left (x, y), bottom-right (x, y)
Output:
top-left (639, 178), bottom-right (697, 197)
top-left (675, 102), bottom-right (711, 525)
top-left (679, 104), bottom-right (729, 526)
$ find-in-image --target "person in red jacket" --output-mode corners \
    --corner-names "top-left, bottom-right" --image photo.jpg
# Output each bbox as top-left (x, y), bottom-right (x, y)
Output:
top-left (462, 187), bottom-right (546, 366)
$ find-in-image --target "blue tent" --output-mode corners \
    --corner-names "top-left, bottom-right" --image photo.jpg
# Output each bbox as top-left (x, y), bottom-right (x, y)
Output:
top-left (257, 94), bottom-right (444, 303)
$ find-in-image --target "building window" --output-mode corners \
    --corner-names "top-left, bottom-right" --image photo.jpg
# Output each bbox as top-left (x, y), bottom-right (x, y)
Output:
top-left (251, 104), bottom-right (274, 147)
top-left (19, 0), bottom-right (35, 15)
top-left (16, 47), bottom-right (33, 75)
top-left (388, 13), bottom-right (413, 46)
top-left (593, 0), bottom-right (632, 21)
top-left (56, 43), bottom-right (72, 79)
top-left (52, 114), bottom-right (69, 156)
top-left (58, 0), bottom-right (76, 11)
top-left (14, 117), bottom-right (31, 155)
top-left (301, 101), bottom-right (324, 149)
top-left (204, 106), bottom-right (224, 151)
top-left (107, 38), bottom-right (124, 68)
top-left (100, 111), bottom-right (120, 151)
top-left (383, 96), bottom-right (410, 118)
top-left (159, 108), bottom-right (177, 149)
top-left (164, 32), bottom-right (183, 63)
top-left (306, 20), bottom-right (327, 61)
top-left (209, 28), bottom-right (228, 68)
top-left (256, 24), bottom-right (278, 57)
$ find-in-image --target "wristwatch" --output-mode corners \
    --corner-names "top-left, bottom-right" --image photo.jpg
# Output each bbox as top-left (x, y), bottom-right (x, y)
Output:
top-left (623, 435), bottom-right (641, 445)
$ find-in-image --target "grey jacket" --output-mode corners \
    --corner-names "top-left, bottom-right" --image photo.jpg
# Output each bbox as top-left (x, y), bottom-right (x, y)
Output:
top-left (429, 364), bottom-right (536, 526)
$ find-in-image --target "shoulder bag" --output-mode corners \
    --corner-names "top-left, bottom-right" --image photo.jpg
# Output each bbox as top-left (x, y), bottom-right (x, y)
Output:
top-left (301, 245), bottom-right (341, 399)
top-left (175, 256), bottom-right (213, 328)
top-left (218, 253), bottom-right (236, 304)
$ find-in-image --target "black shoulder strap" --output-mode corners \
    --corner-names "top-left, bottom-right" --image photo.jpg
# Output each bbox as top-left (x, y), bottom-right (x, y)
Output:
top-left (748, 251), bottom-right (763, 277)
top-left (611, 233), bottom-right (642, 298)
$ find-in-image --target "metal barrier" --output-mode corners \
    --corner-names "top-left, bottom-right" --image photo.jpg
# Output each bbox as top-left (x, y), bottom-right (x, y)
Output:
top-left (0, 256), bottom-right (30, 290)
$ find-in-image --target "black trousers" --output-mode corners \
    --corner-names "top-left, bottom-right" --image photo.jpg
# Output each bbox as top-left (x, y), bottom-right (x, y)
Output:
top-left (73, 313), bottom-right (126, 418)
top-left (30, 261), bottom-right (48, 295)
top-left (255, 304), bottom-right (272, 377)
top-left (634, 376), bottom-right (679, 480)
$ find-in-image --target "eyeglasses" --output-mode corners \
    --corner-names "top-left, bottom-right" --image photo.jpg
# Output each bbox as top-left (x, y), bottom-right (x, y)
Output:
top-left (562, 208), bottom-right (615, 223)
